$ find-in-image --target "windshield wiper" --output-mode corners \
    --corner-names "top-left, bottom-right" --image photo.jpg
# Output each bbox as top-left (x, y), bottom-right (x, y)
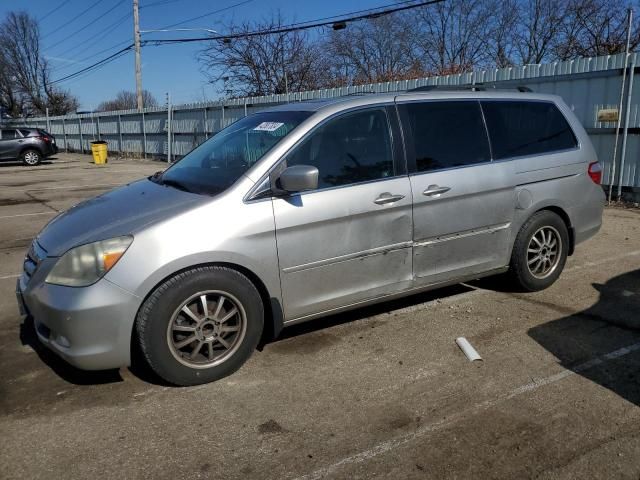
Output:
top-left (161, 178), bottom-right (192, 193)
top-left (149, 171), bottom-right (164, 184)
top-left (149, 171), bottom-right (191, 192)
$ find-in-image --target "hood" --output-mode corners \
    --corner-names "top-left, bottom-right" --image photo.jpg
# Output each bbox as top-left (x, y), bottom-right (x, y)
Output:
top-left (37, 178), bottom-right (211, 256)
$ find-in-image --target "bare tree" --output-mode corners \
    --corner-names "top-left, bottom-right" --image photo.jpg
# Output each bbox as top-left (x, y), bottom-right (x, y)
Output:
top-left (512, 0), bottom-right (567, 64)
top-left (0, 11), bottom-right (78, 116)
top-left (326, 14), bottom-right (424, 85)
top-left (556, 0), bottom-right (640, 59)
top-left (0, 48), bottom-right (25, 117)
top-left (97, 90), bottom-right (158, 111)
top-left (198, 13), bottom-right (331, 97)
top-left (486, 0), bottom-right (520, 67)
top-left (410, 0), bottom-right (500, 74)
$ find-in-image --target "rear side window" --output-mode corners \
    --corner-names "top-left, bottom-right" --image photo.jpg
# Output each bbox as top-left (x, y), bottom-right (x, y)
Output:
top-left (402, 101), bottom-right (491, 173)
top-left (1, 129), bottom-right (18, 139)
top-left (20, 129), bottom-right (33, 137)
top-left (481, 101), bottom-right (577, 160)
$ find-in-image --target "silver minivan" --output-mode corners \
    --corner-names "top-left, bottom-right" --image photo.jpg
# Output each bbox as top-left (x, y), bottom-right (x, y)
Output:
top-left (17, 91), bottom-right (605, 385)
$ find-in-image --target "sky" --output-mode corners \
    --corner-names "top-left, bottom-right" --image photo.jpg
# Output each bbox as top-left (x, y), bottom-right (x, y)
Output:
top-left (0, 0), bottom-right (399, 109)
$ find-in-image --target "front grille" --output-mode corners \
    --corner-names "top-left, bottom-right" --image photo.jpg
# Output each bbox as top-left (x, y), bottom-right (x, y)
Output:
top-left (23, 240), bottom-right (47, 281)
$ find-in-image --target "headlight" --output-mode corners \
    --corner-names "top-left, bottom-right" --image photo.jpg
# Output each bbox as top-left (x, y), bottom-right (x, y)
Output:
top-left (45, 236), bottom-right (133, 287)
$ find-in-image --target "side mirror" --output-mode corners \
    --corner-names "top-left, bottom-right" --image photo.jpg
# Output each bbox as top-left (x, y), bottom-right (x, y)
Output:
top-left (277, 165), bottom-right (319, 193)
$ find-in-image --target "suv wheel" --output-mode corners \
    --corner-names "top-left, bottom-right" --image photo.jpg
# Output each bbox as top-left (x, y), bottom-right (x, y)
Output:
top-left (21, 149), bottom-right (41, 166)
top-left (509, 210), bottom-right (569, 292)
top-left (135, 266), bottom-right (264, 386)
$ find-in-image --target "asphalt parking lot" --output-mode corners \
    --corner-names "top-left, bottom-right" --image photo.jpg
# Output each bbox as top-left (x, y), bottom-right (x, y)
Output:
top-left (1, 153), bottom-right (639, 479)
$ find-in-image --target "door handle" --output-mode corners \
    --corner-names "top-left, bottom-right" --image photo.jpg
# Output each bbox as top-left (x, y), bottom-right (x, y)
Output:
top-left (423, 185), bottom-right (451, 197)
top-left (374, 192), bottom-right (405, 205)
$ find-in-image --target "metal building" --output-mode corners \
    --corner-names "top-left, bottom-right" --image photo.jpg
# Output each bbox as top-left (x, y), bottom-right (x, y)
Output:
top-left (7, 52), bottom-right (639, 192)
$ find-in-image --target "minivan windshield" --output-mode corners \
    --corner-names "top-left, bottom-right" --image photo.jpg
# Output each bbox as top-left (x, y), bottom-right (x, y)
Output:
top-left (154, 110), bottom-right (312, 195)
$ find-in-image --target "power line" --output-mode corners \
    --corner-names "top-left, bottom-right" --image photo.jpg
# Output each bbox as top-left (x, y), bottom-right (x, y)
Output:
top-left (42, 0), bottom-right (106, 40)
top-left (144, 0), bottom-right (444, 45)
top-left (48, 45), bottom-right (133, 85)
top-left (52, 38), bottom-right (133, 74)
top-left (50, 11), bottom-right (133, 69)
top-left (46, 0), bottom-right (128, 51)
top-left (48, 0), bottom-right (444, 86)
top-left (141, 0), bottom-right (183, 8)
top-left (260, 0), bottom-right (423, 31)
top-left (158, 0), bottom-right (256, 30)
top-left (39, 0), bottom-right (73, 23)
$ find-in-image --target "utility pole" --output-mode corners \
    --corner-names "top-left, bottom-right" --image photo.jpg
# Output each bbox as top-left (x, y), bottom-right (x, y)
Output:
top-left (133, 0), bottom-right (143, 110)
top-left (609, 7), bottom-right (633, 203)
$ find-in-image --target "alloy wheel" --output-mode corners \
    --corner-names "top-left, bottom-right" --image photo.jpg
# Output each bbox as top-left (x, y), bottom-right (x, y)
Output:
top-left (526, 226), bottom-right (562, 279)
top-left (166, 290), bottom-right (247, 368)
top-left (24, 151), bottom-right (40, 165)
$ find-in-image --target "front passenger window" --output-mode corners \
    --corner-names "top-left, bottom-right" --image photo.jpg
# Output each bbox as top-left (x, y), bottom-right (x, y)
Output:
top-left (285, 108), bottom-right (394, 189)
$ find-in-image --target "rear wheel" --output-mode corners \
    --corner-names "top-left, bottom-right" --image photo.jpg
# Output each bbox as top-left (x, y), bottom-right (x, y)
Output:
top-left (21, 149), bottom-right (41, 166)
top-left (509, 210), bottom-right (569, 291)
top-left (135, 266), bottom-right (264, 386)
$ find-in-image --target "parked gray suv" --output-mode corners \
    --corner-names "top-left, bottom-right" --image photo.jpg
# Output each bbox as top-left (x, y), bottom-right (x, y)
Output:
top-left (0, 127), bottom-right (58, 165)
top-left (17, 91), bottom-right (604, 385)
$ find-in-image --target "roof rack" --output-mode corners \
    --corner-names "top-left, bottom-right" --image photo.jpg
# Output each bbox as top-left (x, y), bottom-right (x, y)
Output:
top-left (407, 84), bottom-right (532, 93)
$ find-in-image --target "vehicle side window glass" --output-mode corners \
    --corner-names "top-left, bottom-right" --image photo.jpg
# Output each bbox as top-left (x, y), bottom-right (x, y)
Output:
top-left (404, 101), bottom-right (491, 172)
top-left (20, 129), bottom-right (32, 137)
top-left (482, 101), bottom-right (577, 160)
top-left (1, 129), bottom-right (17, 139)
top-left (285, 108), bottom-right (394, 189)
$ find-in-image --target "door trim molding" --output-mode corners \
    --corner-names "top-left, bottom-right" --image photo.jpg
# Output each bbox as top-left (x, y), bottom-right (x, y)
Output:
top-left (283, 266), bottom-right (509, 325)
top-left (282, 241), bottom-right (412, 274)
top-left (414, 222), bottom-right (511, 248)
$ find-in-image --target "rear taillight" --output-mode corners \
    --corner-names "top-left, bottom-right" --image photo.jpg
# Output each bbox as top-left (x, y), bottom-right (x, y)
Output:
top-left (588, 162), bottom-right (602, 184)
top-left (38, 136), bottom-right (51, 143)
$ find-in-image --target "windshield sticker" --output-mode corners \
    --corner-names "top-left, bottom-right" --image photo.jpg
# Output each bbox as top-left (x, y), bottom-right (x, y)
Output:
top-left (253, 122), bottom-right (285, 132)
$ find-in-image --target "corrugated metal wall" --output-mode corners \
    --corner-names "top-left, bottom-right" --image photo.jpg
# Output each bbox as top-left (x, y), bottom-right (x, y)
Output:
top-left (9, 52), bottom-right (639, 187)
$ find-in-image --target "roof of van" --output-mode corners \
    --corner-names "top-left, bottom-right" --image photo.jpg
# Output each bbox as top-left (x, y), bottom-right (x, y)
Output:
top-left (264, 91), bottom-right (562, 114)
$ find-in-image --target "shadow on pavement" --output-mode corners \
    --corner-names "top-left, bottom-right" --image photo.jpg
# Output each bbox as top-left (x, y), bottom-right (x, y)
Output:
top-left (19, 282), bottom-right (474, 387)
top-left (275, 283), bottom-right (474, 342)
top-left (0, 159), bottom-right (56, 168)
top-left (528, 269), bottom-right (640, 406)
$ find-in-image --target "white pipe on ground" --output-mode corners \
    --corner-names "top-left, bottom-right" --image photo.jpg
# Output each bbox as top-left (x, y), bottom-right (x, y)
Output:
top-left (456, 337), bottom-right (482, 362)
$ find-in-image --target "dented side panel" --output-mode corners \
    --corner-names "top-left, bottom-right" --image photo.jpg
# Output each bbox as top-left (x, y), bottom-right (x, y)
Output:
top-left (273, 177), bottom-right (413, 320)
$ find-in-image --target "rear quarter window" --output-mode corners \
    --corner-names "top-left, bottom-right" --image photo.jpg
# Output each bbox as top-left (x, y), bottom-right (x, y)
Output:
top-left (481, 101), bottom-right (577, 160)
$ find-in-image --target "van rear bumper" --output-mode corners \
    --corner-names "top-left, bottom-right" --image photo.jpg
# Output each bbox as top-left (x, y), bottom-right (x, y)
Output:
top-left (570, 184), bottom-right (605, 247)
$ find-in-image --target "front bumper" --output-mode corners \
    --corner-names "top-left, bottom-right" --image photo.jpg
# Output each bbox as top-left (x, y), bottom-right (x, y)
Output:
top-left (18, 271), bottom-right (141, 370)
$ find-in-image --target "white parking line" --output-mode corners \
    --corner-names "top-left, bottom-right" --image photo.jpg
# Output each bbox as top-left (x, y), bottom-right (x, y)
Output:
top-left (0, 212), bottom-right (55, 220)
top-left (14, 183), bottom-right (122, 191)
top-left (0, 274), bottom-right (19, 280)
top-left (564, 249), bottom-right (640, 272)
top-left (295, 341), bottom-right (640, 480)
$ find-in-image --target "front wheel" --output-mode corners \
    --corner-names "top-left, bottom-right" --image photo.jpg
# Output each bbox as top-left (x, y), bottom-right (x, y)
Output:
top-left (135, 266), bottom-right (264, 386)
top-left (508, 211), bottom-right (569, 292)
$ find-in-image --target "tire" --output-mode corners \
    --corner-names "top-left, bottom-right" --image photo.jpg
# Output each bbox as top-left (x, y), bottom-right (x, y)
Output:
top-left (508, 210), bottom-right (569, 292)
top-left (21, 149), bottom-right (41, 166)
top-left (135, 266), bottom-right (264, 386)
